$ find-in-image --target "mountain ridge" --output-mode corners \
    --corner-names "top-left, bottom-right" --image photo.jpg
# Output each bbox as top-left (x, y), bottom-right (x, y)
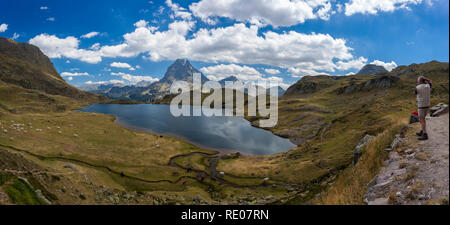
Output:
top-left (93, 59), bottom-right (210, 102)
top-left (0, 37), bottom-right (103, 101)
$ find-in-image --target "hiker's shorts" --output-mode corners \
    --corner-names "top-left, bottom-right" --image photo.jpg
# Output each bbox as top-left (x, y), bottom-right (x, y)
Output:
top-left (418, 108), bottom-right (429, 118)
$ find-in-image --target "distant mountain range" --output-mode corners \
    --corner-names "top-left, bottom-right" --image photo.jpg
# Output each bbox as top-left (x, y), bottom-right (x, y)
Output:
top-left (83, 59), bottom-right (286, 102)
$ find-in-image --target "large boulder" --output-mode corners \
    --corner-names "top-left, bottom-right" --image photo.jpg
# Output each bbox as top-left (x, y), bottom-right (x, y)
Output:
top-left (353, 134), bottom-right (375, 165)
top-left (430, 103), bottom-right (449, 117)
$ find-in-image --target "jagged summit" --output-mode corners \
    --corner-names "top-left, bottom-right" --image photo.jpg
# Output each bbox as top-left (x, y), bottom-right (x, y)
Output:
top-left (160, 59), bottom-right (209, 83)
top-left (357, 64), bottom-right (389, 75)
top-left (85, 59), bottom-right (210, 102)
top-left (175, 58), bottom-right (189, 66)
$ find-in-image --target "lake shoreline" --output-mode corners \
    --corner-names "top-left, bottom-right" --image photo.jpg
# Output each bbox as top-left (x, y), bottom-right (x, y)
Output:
top-left (80, 103), bottom-right (296, 156)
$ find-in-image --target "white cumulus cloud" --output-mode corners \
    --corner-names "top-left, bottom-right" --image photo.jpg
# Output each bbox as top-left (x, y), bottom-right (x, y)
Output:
top-left (200, 64), bottom-right (263, 81)
top-left (85, 80), bottom-right (125, 85)
top-left (61, 72), bottom-right (90, 77)
top-left (29, 19), bottom-right (366, 76)
top-left (201, 64), bottom-right (290, 89)
top-left (370, 60), bottom-right (398, 71)
top-left (99, 21), bottom-right (355, 76)
top-left (110, 62), bottom-right (134, 69)
top-left (189, 0), bottom-right (333, 27)
top-left (0, 24), bottom-right (8, 33)
top-left (29, 34), bottom-right (102, 63)
top-left (166, 0), bottom-right (193, 20)
top-left (111, 72), bottom-right (159, 84)
top-left (12, 33), bottom-right (20, 40)
top-left (81, 31), bottom-right (100, 39)
top-left (265, 69), bottom-right (281, 75)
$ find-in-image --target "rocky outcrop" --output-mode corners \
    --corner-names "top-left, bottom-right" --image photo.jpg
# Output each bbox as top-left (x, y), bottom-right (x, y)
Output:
top-left (284, 75), bottom-right (334, 96)
top-left (336, 75), bottom-right (400, 94)
top-left (353, 134), bottom-right (375, 165)
top-left (285, 82), bottom-right (318, 95)
top-left (357, 64), bottom-right (389, 75)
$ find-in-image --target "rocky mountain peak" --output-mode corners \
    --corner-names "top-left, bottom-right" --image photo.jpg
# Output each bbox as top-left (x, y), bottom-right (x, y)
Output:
top-left (160, 58), bottom-right (208, 83)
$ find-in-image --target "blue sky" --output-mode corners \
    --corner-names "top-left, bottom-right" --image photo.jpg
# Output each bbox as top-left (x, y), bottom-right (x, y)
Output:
top-left (0, 0), bottom-right (448, 89)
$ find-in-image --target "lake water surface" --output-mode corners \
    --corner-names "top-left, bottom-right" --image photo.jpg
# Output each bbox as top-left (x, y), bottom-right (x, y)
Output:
top-left (80, 104), bottom-right (296, 155)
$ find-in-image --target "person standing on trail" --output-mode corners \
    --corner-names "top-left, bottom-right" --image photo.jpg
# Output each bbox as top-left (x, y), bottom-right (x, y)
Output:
top-left (415, 76), bottom-right (432, 141)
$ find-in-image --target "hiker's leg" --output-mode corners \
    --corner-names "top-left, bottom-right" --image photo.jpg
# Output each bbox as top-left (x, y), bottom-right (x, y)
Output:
top-left (418, 108), bottom-right (428, 133)
top-left (420, 116), bottom-right (427, 133)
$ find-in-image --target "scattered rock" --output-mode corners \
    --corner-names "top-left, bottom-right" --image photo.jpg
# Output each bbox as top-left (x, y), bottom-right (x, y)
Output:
top-left (368, 198), bottom-right (389, 205)
top-left (35, 190), bottom-right (52, 205)
top-left (430, 103), bottom-right (449, 117)
top-left (405, 149), bottom-right (415, 155)
top-left (63, 164), bottom-right (77, 171)
top-left (353, 134), bottom-right (375, 165)
top-left (194, 195), bottom-right (202, 202)
top-left (73, 134), bottom-right (79, 138)
top-left (390, 135), bottom-right (403, 150)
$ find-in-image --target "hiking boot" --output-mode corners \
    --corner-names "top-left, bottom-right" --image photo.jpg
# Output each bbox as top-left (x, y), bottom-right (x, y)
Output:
top-left (418, 133), bottom-right (429, 141)
top-left (416, 130), bottom-right (423, 136)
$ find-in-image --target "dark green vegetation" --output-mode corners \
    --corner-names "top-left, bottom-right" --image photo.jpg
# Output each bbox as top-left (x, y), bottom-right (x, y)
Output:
top-left (4, 178), bottom-right (47, 205)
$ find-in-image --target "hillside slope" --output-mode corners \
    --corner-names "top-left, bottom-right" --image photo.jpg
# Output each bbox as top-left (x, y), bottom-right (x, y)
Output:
top-left (217, 61), bottom-right (448, 204)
